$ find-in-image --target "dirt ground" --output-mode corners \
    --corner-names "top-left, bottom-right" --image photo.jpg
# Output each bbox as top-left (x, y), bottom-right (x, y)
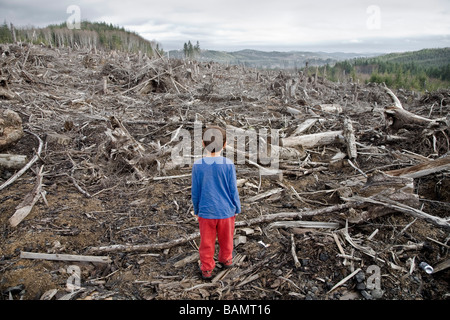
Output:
top-left (0, 44), bottom-right (449, 300)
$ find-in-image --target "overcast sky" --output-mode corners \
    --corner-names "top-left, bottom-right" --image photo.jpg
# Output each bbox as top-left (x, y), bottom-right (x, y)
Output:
top-left (1, 0), bottom-right (449, 53)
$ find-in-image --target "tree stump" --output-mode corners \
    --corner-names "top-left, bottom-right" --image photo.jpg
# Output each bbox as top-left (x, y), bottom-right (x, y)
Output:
top-left (0, 109), bottom-right (24, 151)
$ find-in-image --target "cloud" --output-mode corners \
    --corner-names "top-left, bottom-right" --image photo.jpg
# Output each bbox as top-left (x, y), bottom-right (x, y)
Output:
top-left (1, 0), bottom-right (449, 52)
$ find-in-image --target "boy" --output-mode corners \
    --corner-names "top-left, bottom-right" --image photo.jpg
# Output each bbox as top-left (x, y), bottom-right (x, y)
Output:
top-left (191, 126), bottom-right (241, 280)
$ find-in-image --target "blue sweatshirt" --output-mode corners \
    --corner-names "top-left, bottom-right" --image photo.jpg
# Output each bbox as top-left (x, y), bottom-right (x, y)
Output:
top-left (191, 156), bottom-right (241, 219)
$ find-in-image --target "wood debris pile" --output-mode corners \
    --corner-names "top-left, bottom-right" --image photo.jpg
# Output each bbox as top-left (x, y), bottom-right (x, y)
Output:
top-left (0, 43), bottom-right (449, 300)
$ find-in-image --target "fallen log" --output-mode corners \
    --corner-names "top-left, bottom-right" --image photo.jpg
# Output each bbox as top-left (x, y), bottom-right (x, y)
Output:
top-left (314, 104), bottom-right (343, 114)
top-left (386, 155), bottom-right (450, 179)
top-left (343, 195), bottom-right (450, 231)
top-left (281, 130), bottom-right (343, 148)
top-left (225, 144), bottom-right (285, 181)
top-left (341, 170), bottom-right (420, 223)
top-left (267, 220), bottom-right (340, 230)
top-left (0, 154), bottom-right (27, 169)
top-left (340, 156), bottom-right (450, 189)
top-left (226, 124), bottom-right (305, 161)
top-left (20, 251), bottom-right (112, 264)
top-left (87, 202), bottom-right (360, 254)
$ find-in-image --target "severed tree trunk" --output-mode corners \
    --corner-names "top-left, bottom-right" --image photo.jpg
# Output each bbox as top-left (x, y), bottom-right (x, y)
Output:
top-left (344, 195), bottom-right (450, 231)
top-left (343, 118), bottom-right (357, 159)
top-left (314, 104), bottom-right (343, 114)
top-left (386, 155), bottom-right (450, 178)
top-left (0, 154), bottom-right (27, 169)
top-left (384, 86), bottom-right (403, 109)
top-left (384, 105), bottom-right (441, 132)
top-left (341, 170), bottom-right (420, 224)
top-left (281, 130), bottom-right (343, 148)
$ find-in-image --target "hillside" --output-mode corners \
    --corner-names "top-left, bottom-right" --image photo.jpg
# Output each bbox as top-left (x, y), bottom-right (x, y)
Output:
top-left (169, 46), bottom-right (450, 91)
top-left (321, 47), bottom-right (450, 92)
top-left (369, 48), bottom-right (450, 69)
top-left (169, 48), bottom-right (380, 69)
top-left (0, 21), bottom-right (162, 57)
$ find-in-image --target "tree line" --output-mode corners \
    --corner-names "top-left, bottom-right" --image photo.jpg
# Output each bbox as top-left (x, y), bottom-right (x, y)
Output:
top-left (0, 20), bottom-right (163, 57)
top-left (319, 48), bottom-right (450, 92)
top-left (183, 40), bottom-right (201, 59)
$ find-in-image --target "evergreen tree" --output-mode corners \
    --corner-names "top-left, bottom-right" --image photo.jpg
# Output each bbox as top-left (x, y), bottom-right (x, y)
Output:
top-left (0, 20), bottom-right (12, 43)
top-left (183, 40), bottom-right (200, 59)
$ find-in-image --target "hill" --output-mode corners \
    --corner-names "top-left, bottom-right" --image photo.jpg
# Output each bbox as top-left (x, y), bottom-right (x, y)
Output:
top-left (320, 47), bottom-right (450, 91)
top-left (369, 48), bottom-right (450, 69)
top-left (169, 48), bottom-right (380, 69)
top-left (170, 45), bottom-right (450, 91)
top-left (0, 21), bottom-right (162, 57)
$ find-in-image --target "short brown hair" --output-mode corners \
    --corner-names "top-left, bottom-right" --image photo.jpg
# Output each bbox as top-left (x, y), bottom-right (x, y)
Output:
top-left (203, 126), bottom-right (226, 153)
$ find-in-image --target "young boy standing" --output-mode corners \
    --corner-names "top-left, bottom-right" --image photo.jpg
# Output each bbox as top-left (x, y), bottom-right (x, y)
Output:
top-left (191, 126), bottom-right (241, 280)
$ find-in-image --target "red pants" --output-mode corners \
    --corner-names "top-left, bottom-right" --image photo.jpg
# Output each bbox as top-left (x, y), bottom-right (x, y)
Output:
top-left (198, 216), bottom-right (235, 271)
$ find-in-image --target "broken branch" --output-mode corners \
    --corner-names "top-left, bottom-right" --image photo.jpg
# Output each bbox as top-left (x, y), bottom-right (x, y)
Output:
top-left (0, 130), bottom-right (43, 191)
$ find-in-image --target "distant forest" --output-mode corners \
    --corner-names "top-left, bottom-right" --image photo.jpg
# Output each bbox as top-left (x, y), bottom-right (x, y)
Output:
top-left (0, 21), bottom-right (163, 57)
top-left (320, 48), bottom-right (450, 92)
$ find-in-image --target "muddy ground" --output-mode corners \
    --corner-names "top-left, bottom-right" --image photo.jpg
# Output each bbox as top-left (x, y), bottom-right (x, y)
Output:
top-left (0, 44), bottom-right (449, 300)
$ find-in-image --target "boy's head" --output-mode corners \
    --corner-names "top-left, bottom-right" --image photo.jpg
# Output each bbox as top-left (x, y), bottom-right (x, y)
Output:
top-left (202, 126), bottom-right (227, 154)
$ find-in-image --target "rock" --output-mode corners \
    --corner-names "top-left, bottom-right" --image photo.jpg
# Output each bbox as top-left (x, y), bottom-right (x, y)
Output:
top-left (319, 252), bottom-right (329, 261)
top-left (305, 292), bottom-right (315, 300)
top-left (360, 290), bottom-right (373, 300)
top-left (356, 282), bottom-right (366, 290)
top-left (371, 289), bottom-right (384, 299)
top-left (355, 270), bottom-right (366, 283)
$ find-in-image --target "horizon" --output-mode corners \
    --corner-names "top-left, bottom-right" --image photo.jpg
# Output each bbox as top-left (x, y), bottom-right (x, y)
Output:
top-left (3, 19), bottom-right (449, 56)
top-left (1, 0), bottom-right (449, 54)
